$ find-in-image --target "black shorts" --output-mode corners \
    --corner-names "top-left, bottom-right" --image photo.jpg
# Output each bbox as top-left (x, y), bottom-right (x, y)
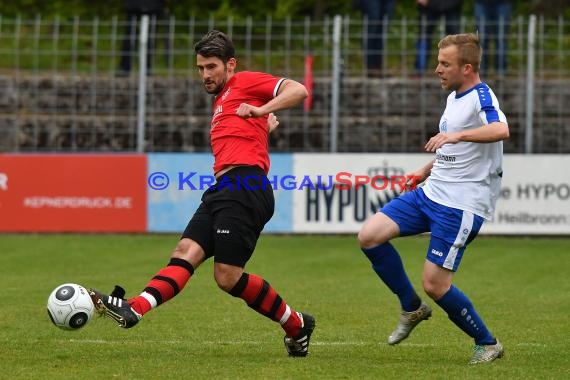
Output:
top-left (182, 165), bottom-right (275, 267)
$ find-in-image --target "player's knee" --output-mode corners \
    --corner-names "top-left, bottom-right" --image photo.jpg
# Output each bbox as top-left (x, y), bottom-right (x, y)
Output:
top-left (358, 214), bottom-right (397, 249)
top-left (358, 228), bottom-right (375, 248)
top-left (172, 239), bottom-right (191, 257)
top-left (423, 285), bottom-right (439, 300)
top-left (214, 276), bottom-right (234, 292)
top-left (422, 278), bottom-right (447, 300)
top-left (215, 274), bottom-right (240, 293)
top-left (171, 238), bottom-right (205, 268)
top-left (358, 228), bottom-right (386, 249)
top-left (214, 264), bottom-right (242, 293)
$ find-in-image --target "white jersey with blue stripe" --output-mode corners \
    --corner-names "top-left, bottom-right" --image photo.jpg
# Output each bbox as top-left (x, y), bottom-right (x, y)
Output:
top-left (423, 83), bottom-right (507, 220)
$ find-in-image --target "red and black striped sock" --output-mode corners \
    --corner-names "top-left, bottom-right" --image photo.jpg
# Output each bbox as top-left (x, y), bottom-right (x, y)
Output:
top-left (128, 258), bottom-right (194, 316)
top-left (229, 272), bottom-right (302, 337)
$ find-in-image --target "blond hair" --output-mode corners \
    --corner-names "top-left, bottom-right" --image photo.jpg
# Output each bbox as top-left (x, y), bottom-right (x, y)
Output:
top-left (438, 33), bottom-right (482, 72)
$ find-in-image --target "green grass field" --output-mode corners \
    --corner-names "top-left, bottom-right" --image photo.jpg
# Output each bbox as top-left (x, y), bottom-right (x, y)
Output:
top-left (0, 234), bottom-right (568, 379)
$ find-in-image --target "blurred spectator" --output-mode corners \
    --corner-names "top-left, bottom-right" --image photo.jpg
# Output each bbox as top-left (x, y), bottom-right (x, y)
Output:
top-left (117, 0), bottom-right (166, 76)
top-left (358, 0), bottom-right (396, 77)
top-left (475, 0), bottom-right (512, 75)
top-left (415, 0), bottom-right (463, 74)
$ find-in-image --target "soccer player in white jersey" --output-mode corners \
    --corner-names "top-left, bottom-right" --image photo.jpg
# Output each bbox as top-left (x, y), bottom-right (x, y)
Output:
top-left (357, 33), bottom-right (509, 364)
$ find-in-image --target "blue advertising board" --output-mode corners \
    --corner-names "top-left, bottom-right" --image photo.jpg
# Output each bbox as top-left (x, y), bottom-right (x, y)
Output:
top-left (147, 153), bottom-right (293, 233)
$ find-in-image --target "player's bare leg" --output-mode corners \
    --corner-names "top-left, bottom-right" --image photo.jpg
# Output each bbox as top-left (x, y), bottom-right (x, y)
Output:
top-left (89, 238), bottom-right (204, 328)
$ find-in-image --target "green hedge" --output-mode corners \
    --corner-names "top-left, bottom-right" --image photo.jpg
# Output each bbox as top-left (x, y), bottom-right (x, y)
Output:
top-left (0, 0), bottom-right (564, 21)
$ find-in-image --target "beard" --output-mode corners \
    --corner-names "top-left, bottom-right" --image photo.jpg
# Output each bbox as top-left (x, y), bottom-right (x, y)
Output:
top-left (204, 77), bottom-right (226, 95)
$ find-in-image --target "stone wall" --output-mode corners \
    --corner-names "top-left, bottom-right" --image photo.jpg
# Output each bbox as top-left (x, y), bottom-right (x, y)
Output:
top-left (1, 74), bottom-right (569, 153)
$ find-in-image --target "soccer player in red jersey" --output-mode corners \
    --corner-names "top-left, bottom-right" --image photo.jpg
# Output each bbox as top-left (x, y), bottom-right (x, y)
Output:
top-left (89, 30), bottom-right (315, 357)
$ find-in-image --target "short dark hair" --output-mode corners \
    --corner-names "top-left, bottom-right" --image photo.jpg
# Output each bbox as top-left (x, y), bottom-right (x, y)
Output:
top-left (194, 30), bottom-right (236, 64)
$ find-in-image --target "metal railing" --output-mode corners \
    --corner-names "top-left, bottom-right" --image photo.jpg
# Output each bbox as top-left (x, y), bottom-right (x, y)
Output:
top-left (0, 14), bottom-right (569, 153)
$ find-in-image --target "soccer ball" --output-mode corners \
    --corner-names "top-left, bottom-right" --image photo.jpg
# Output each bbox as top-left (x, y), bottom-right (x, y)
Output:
top-left (47, 283), bottom-right (95, 330)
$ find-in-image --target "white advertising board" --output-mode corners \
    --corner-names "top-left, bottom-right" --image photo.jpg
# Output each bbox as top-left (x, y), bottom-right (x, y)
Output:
top-left (481, 154), bottom-right (570, 234)
top-left (291, 154), bottom-right (570, 235)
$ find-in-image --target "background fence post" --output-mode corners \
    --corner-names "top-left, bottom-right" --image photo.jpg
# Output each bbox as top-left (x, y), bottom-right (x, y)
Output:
top-left (330, 14), bottom-right (342, 153)
top-left (525, 14), bottom-right (536, 154)
top-left (137, 15), bottom-right (149, 153)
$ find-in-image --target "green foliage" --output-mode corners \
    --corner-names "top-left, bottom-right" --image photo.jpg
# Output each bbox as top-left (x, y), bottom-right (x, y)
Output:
top-left (0, 0), bottom-right (555, 20)
top-left (165, 0), bottom-right (359, 20)
top-left (0, 0), bottom-right (122, 19)
top-left (0, 234), bottom-right (568, 379)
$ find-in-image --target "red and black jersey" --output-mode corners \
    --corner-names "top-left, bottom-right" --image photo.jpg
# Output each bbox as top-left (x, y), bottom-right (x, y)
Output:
top-left (210, 71), bottom-right (284, 175)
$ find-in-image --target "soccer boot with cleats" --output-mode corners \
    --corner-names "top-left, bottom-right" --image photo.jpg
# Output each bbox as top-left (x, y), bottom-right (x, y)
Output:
top-left (469, 340), bottom-right (504, 364)
top-left (89, 285), bottom-right (141, 328)
top-left (388, 301), bottom-right (432, 345)
top-left (284, 312), bottom-right (316, 357)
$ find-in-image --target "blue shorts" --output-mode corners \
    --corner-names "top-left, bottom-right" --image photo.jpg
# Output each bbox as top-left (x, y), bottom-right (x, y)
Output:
top-left (380, 188), bottom-right (484, 272)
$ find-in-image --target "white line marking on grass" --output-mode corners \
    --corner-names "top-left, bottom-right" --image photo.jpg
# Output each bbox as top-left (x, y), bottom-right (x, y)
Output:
top-left (516, 342), bottom-right (546, 347)
top-left (66, 339), bottom-right (182, 345)
top-left (66, 339), bottom-right (548, 349)
top-left (66, 339), bottom-right (435, 347)
top-left (315, 342), bottom-right (435, 347)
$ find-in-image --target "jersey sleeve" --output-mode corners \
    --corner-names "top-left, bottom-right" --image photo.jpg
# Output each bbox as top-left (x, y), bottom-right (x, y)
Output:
top-left (476, 84), bottom-right (507, 125)
top-left (238, 71), bottom-right (283, 100)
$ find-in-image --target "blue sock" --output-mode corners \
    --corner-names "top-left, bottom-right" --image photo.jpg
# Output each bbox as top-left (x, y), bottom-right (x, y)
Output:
top-left (435, 285), bottom-right (496, 345)
top-left (361, 243), bottom-right (421, 312)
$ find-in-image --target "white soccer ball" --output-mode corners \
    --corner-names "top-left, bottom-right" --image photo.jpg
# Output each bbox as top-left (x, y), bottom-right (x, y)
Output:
top-left (47, 283), bottom-right (95, 330)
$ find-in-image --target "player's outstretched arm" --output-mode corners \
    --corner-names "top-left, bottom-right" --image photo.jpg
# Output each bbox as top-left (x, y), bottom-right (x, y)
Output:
top-left (236, 79), bottom-right (308, 120)
top-left (424, 122), bottom-right (509, 152)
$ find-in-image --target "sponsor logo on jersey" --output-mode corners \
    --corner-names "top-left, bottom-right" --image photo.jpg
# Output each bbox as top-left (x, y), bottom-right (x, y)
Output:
top-left (221, 87), bottom-right (231, 101)
top-left (436, 152), bottom-right (456, 163)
